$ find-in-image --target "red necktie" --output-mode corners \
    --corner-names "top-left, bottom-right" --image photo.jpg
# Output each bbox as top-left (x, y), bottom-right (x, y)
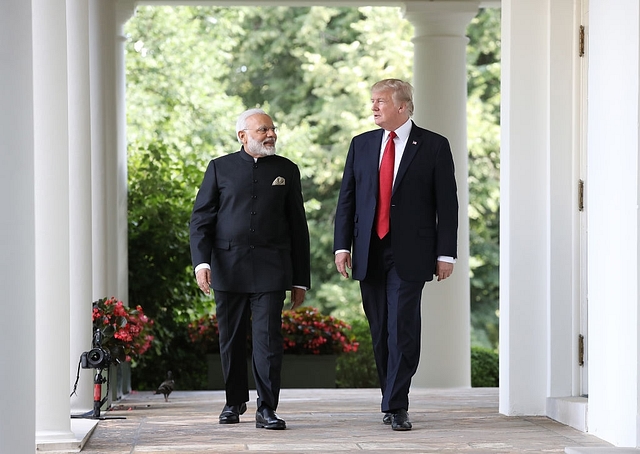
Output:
top-left (376, 131), bottom-right (396, 239)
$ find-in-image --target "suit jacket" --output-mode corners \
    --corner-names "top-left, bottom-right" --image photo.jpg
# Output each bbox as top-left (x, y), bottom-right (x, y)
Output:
top-left (190, 147), bottom-right (311, 292)
top-left (333, 122), bottom-right (458, 282)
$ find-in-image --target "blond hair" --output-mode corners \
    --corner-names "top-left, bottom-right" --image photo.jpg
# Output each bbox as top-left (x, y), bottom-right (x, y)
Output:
top-left (371, 79), bottom-right (414, 116)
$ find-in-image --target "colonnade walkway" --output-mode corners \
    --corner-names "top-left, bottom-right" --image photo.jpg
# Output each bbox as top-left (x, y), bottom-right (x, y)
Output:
top-left (76, 387), bottom-right (615, 453)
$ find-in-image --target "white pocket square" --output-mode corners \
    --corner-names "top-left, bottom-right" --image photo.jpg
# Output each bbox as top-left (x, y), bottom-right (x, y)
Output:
top-left (272, 176), bottom-right (286, 186)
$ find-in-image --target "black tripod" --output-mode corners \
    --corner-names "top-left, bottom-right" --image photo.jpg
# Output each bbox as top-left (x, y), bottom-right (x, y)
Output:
top-left (70, 357), bottom-right (125, 420)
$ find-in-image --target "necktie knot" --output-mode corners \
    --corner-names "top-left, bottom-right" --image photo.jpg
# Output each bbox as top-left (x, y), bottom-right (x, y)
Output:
top-left (376, 130), bottom-right (396, 239)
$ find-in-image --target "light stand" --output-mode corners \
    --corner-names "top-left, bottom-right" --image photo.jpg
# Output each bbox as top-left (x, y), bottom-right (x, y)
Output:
top-left (71, 365), bottom-right (125, 420)
top-left (70, 329), bottom-right (126, 420)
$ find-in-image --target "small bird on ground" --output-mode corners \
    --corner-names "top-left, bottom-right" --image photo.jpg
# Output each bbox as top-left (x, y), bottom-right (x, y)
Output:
top-left (154, 371), bottom-right (175, 402)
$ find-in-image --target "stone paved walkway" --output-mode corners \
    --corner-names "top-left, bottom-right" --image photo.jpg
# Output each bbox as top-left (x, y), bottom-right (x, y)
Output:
top-left (78, 388), bottom-right (613, 453)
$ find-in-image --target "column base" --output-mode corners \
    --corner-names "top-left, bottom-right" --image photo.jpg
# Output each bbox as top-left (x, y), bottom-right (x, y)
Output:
top-left (35, 419), bottom-right (98, 452)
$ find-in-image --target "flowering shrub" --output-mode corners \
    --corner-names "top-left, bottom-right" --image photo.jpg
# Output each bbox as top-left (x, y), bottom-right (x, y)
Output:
top-left (187, 313), bottom-right (220, 354)
top-left (92, 297), bottom-right (155, 362)
top-left (282, 307), bottom-right (359, 355)
top-left (188, 307), bottom-right (359, 355)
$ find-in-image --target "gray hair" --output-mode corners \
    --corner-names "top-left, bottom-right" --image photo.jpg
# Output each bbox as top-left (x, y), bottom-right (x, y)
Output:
top-left (236, 108), bottom-right (268, 143)
top-left (371, 79), bottom-right (414, 117)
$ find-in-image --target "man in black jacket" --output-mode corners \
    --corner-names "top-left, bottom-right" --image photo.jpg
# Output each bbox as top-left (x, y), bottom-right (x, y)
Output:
top-left (190, 108), bottom-right (311, 430)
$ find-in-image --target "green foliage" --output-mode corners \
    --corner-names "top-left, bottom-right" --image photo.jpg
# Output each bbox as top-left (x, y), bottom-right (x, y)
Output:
top-left (466, 9), bottom-right (501, 350)
top-left (471, 346), bottom-right (499, 387)
top-left (338, 326), bottom-right (500, 388)
top-left (336, 317), bottom-right (378, 388)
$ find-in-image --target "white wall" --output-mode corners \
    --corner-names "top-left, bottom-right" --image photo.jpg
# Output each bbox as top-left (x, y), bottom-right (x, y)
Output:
top-left (586, 0), bottom-right (640, 446)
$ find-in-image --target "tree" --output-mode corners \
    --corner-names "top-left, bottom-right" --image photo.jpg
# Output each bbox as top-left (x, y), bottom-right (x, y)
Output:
top-left (466, 8), bottom-right (501, 349)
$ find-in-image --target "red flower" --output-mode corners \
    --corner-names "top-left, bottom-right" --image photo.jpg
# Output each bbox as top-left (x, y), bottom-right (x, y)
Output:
top-left (188, 307), bottom-right (359, 355)
top-left (92, 297), bottom-right (155, 363)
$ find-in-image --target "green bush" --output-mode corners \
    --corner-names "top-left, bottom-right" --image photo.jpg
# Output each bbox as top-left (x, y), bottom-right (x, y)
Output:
top-left (337, 320), bottom-right (500, 388)
top-left (336, 317), bottom-right (379, 388)
top-left (471, 345), bottom-right (499, 387)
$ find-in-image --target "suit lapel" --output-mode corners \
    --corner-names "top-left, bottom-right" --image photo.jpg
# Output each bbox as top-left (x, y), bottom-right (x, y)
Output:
top-left (393, 123), bottom-right (421, 194)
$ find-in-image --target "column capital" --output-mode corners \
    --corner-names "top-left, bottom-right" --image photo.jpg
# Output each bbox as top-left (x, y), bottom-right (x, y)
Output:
top-left (116, 0), bottom-right (137, 28)
top-left (403, 1), bottom-right (480, 37)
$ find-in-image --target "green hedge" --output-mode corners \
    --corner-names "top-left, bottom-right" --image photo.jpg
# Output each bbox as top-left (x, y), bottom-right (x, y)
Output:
top-left (337, 321), bottom-right (499, 388)
top-left (336, 317), bottom-right (379, 388)
top-left (471, 345), bottom-right (499, 387)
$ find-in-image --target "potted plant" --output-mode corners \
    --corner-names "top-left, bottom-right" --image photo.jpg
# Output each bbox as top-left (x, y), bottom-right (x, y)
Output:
top-left (188, 307), bottom-right (358, 388)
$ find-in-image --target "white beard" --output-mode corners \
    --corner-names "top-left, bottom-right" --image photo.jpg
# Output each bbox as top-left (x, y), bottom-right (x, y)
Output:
top-left (247, 136), bottom-right (276, 156)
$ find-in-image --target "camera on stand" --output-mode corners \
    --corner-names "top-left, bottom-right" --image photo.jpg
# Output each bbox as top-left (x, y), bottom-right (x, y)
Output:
top-left (80, 329), bottom-right (112, 370)
top-left (71, 328), bottom-right (124, 420)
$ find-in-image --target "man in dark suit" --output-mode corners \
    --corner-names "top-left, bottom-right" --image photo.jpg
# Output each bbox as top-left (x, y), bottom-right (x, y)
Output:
top-left (190, 108), bottom-right (311, 430)
top-left (334, 79), bottom-right (458, 431)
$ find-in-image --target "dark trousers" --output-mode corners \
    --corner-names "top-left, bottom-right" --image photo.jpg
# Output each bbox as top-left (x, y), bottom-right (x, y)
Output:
top-left (213, 289), bottom-right (285, 410)
top-left (360, 234), bottom-right (425, 413)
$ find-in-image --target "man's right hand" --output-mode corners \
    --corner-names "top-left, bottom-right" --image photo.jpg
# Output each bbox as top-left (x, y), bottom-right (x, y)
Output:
top-left (335, 252), bottom-right (352, 279)
top-left (196, 268), bottom-right (211, 294)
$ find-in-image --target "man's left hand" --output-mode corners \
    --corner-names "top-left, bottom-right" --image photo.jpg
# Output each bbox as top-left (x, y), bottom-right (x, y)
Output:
top-left (436, 261), bottom-right (454, 281)
top-left (290, 287), bottom-right (307, 309)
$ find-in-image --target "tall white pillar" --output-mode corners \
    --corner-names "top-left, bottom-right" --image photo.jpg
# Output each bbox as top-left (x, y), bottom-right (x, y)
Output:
top-left (68, 0), bottom-right (95, 415)
top-left (116, 1), bottom-right (136, 306)
top-left (90, 0), bottom-right (118, 300)
top-left (115, 0), bottom-right (137, 395)
top-left (499, 0), bottom-right (550, 416)
top-left (404, 1), bottom-right (478, 387)
top-left (91, 0), bottom-right (127, 403)
top-left (33, 0), bottom-right (75, 446)
top-left (0, 2), bottom-right (37, 452)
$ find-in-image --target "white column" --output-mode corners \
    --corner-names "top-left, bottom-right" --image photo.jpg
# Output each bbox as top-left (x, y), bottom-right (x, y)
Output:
top-left (404, 1), bottom-right (478, 387)
top-left (499, 0), bottom-right (550, 416)
top-left (91, 0), bottom-right (126, 403)
top-left (33, 0), bottom-right (75, 446)
top-left (116, 0), bottom-right (136, 305)
top-left (0, 2), bottom-right (37, 452)
top-left (115, 0), bottom-right (136, 394)
top-left (90, 0), bottom-right (118, 300)
top-left (68, 0), bottom-right (95, 415)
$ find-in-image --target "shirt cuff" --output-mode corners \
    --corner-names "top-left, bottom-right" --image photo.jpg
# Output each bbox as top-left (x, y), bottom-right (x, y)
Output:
top-left (194, 263), bottom-right (210, 274)
top-left (437, 256), bottom-right (456, 264)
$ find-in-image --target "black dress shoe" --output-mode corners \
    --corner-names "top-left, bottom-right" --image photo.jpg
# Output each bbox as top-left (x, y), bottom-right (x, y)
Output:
top-left (391, 409), bottom-right (412, 431)
top-left (255, 406), bottom-right (286, 430)
top-left (219, 402), bottom-right (247, 424)
top-left (383, 412), bottom-right (393, 425)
